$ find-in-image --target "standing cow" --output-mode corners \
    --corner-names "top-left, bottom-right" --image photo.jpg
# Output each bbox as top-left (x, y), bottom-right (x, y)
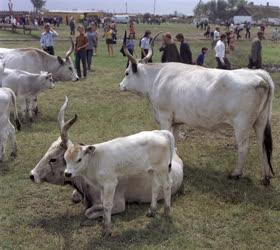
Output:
top-left (119, 44), bottom-right (274, 185)
top-left (0, 62), bottom-right (54, 121)
top-left (0, 88), bottom-right (21, 162)
top-left (30, 97), bottom-right (183, 225)
top-left (0, 38), bottom-right (78, 114)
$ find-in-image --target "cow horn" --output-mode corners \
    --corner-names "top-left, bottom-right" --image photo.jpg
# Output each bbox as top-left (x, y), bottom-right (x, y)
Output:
top-left (123, 30), bottom-right (137, 64)
top-left (141, 31), bottom-right (163, 64)
top-left (61, 114), bottom-right (78, 145)
top-left (66, 36), bottom-right (74, 59)
top-left (58, 96), bottom-right (77, 146)
top-left (58, 96), bottom-right (68, 131)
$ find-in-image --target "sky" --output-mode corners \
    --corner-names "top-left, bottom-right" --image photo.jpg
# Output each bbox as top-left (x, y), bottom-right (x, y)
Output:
top-left (1, 0), bottom-right (279, 15)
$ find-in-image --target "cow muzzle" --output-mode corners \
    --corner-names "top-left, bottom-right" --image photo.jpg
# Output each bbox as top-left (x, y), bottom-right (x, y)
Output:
top-left (64, 172), bottom-right (72, 178)
top-left (29, 171), bottom-right (41, 184)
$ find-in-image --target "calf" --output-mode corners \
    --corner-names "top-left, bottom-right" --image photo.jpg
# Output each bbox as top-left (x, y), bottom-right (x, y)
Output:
top-left (64, 130), bottom-right (175, 237)
top-left (0, 87), bottom-right (21, 162)
top-left (30, 97), bottom-right (183, 223)
top-left (0, 61), bottom-right (54, 121)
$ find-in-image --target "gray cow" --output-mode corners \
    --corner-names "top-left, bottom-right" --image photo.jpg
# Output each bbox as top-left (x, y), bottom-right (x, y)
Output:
top-left (30, 97), bottom-right (184, 217)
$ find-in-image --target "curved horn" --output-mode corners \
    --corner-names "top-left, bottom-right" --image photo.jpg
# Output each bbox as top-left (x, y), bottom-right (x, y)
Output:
top-left (66, 36), bottom-right (74, 59)
top-left (60, 114), bottom-right (78, 145)
top-left (123, 47), bottom-right (137, 64)
top-left (58, 96), bottom-right (68, 131)
top-left (58, 96), bottom-right (77, 146)
top-left (141, 31), bottom-right (163, 64)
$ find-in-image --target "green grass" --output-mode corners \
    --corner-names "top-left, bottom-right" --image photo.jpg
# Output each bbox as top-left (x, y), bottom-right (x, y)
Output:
top-left (0, 23), bottom-right (280, 250)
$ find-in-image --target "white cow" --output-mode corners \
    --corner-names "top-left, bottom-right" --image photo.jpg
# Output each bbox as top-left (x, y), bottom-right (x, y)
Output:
top-left (0, 38), bottom-right (78, 114)
top-left (0, 87), bottom-right (21, 162)
top-left (30, 97), bottom-right (183, 222)
top-left (0, 62), bottom-right (54, 121)
top-left (119, 44), bottom-right (274, 185)
top-left (64, 129), bottom-right (175, 237)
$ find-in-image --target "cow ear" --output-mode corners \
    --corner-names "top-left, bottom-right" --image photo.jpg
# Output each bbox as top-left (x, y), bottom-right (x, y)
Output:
top-left (85, 145), bottom-right (95, 155)
top-left (132, 63), bottom-right (137, 73)
top-left (57, 56), bottom-right (64, 65)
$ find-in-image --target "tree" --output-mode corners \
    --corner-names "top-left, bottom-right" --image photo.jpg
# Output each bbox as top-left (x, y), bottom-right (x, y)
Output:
top-left (31, 0), bottom-right (46, 13)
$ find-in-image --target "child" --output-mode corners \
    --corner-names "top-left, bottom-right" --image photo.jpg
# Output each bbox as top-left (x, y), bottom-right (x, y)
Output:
top-left (125, 33), bottom-right (135, 67)
top-left (75, 25), bottom-right (88, 78)
top-left (196, 47), bottom-right (208, 66)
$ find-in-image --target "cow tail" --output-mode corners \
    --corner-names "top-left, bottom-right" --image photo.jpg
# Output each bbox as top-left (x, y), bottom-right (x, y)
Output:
top-left (164, 131), bottom-right (175, 173)
top-left (260, 70), bottom-right (274, 176)
top-left (8, 89), bottom-right (21, 131)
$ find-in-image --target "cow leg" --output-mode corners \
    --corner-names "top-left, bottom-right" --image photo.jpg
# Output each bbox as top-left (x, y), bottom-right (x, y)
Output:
top-left (26, 98), bottom-right (33, 122)
top-left (102, 181), bottom-right (117, 237)
top-left (254, 119), bottom-right (273, 185)
top-left (18, 97), bottom-right (27, 122)
top-left (32, 97), bottom-right (39, 116)
top-left (147, 172), bottom-right (160, 217)
top-left (158, 112), bottom-right (173, 132)
top-left (111, 192), bottom-right (126, 215)
top-left (162, 174), bottom-right (172, 218)
top-left (0, 135), bottom-right (5, 162)
top-left (8, 121), bottom-right (17, 158)
top-left (230, 123), bottom-right (250, 179)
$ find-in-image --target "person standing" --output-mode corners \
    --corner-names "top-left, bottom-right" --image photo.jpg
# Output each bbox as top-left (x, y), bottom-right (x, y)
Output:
top-left (75, 25), bottom-right (88, 78)
top-left (69, 17), bottom-right (75, 35)
top-left (248, 32), bottom-right (263, 69)
top-left (196, 47), bottom-right (208, 66)
top-left (212, 27), bottom-right (220, 49)
top-left (86, 26), bottom-right (96, 71)
top-left (103, 25), bottom-right (114, 56)
top-left (91, 22), bottom-right (98, 55)
top-left (125, 33), bottom-right (135, 67)
top-left (140, 30), bottom-right (152, 62)
top-left (40, 23), bottom-right (58, 55)
top-left (159, 33), bottom-right (181, 63)
top-left (175, 33), bottom-right (192, 64)
top-left (215, 34), bottom-right (230, 70)
top-left (245, 22), bottom-right (251, 39)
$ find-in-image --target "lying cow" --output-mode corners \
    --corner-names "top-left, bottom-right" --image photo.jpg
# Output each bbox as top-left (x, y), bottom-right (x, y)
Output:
top-left (0, 62), bottom-right (54, 121)
top-left (0, 87), bottom-right (21, 162)
top-left (30, 97), bottom-right (183, 233)
top-left (119, 34), bottom-right (274, 185)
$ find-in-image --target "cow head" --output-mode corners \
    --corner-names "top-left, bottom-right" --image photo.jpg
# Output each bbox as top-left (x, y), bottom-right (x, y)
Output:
top-left (39, 71), bottom-right (55, 90)
top-left (119, 31), bottom-right (162, 94)
top-left (30, 97), bottom-right (77, 184)
top-left (55, 37), bottom-right (79, 82)
top-left (64, 144), bottom-right (96, 178)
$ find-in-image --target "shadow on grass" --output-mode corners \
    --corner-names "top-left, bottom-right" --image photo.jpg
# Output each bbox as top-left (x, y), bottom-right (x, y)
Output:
top-left (184, 163), bottom-right (280, 210)
top-left (86, 217), bottom-right (180, 250)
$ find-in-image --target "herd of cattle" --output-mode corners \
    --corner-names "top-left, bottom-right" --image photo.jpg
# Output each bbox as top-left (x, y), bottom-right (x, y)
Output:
top-left (0, 33), bottom-right (276, 237)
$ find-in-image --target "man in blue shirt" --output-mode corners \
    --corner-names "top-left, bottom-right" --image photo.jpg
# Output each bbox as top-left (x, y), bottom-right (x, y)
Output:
top-left (196, 47), bottom-right (208, 66)
top-left (40, 23), bottom-right (58, 55)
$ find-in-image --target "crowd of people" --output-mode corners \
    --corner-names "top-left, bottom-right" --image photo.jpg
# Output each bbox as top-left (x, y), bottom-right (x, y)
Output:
top-left (39, 16), bottom-right (269, 82)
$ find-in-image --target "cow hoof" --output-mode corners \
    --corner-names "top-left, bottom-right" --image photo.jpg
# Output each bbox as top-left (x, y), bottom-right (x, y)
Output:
top-left (146, 209), bottom-right (156, 218)
top-left (102, 229), bottom-right (112, 238)
top-left (261, 176), bottom-right (271, 186)
top-left (10, 152), bottom-right (17, 158)
top-left (228, 174), bottom-right (242, 180)
top-left (34, 107), bottom-right (39, 116)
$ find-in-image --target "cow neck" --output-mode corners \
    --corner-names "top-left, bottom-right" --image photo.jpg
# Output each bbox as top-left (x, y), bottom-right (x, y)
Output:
top-left (43, 55), bottom-right (62, 82)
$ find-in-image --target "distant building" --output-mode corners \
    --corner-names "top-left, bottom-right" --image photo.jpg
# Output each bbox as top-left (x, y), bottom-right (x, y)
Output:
top-left (233, 3), bottom-right (280, 25)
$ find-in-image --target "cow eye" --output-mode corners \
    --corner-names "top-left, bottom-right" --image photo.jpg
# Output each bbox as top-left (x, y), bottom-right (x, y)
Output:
top-left (49, 158), bottom-right (57, 163)
top-left (68, 67), bottom-right (73, 72)
top-left (77, 158), bottom-right (82, 163)
top-left (125, 72), bottom-right (129, 76)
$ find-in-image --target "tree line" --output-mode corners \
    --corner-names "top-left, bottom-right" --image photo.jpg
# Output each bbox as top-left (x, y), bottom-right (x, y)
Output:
top-left (194, 0), bottom-right (248, 21)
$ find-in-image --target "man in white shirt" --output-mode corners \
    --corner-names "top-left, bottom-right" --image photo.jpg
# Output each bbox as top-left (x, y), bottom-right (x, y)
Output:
top-left (40, 23), bottom-right (58, 55)
top-left (212, 27), bottom-right (220, 48)
top-left (215, 34), bottom-right (230, 69)
top-left (140, 30), bottom-right (152, 62)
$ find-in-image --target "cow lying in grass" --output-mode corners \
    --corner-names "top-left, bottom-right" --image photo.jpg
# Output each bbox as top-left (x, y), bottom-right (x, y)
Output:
top-left (30, 97), bottom-right (184, 236)
top-left (0, 87), bottom-right (21, 162)
top-left (0, 61), bottom-right (54, 122)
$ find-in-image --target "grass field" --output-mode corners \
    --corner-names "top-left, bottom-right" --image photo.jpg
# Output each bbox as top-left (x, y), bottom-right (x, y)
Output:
top-left (0, 23), bottom-right (280, 250)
